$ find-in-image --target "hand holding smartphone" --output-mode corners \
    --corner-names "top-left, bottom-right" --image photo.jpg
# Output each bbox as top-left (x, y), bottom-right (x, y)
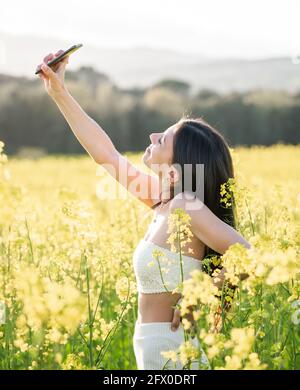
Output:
top-left (35, 43), bottom-right (83, 75)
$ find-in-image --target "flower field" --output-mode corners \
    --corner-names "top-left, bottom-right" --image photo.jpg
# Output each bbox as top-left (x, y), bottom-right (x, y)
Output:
top-left (0, 142), bottom-right (299, 370)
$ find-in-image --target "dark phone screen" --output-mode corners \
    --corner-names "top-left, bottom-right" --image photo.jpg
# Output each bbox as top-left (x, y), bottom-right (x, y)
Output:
top-left (35, 44), bottom-right (82, 74)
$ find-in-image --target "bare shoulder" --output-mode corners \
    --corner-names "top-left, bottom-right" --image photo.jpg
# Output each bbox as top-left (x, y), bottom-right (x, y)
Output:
top-left (168, 191), bottom-right (207, 215)
top-left (168, 192), bottom-right (250, 255)
top-left (168, 191), bottom-right (221, 231)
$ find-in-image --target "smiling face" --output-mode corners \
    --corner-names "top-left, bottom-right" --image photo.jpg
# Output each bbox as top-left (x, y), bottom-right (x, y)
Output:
top-left (142, 124), bottom-right (178, 173)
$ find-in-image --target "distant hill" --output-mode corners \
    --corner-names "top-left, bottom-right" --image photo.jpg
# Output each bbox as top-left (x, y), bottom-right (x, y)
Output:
top-left (0, 31), bottom-right (299, 93)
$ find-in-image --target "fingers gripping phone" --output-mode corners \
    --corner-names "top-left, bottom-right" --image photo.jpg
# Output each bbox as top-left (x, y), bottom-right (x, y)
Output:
top-left (35, 43), bottom-right (83, 75)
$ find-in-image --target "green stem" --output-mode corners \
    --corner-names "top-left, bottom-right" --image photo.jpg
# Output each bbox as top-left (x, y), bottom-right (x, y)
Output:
top-left (156, 254), bottom-right (171, 293)
top-left (24, 217), bottom-right (35, 264)
top-left (177, 229), bottom-right (188, 343)
top-left (91, 261), bottom-right (104, 326)
top-left (95, 279), bottom-right (131, 367)
top-left (244, 198), bottom-right (255, 236)
top-left (85, 254), bottom-right (94, 367)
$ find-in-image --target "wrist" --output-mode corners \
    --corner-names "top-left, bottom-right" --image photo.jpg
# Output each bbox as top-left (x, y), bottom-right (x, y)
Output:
top-left (50, 87), bottom-right (69, 101)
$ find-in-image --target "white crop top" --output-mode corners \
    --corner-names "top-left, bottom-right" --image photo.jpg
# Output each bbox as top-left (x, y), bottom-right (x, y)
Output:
top-left (132, 238), bottom-right (203, 294)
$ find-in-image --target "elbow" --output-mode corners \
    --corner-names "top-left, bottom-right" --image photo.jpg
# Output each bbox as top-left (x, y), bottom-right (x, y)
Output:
top-left (94, 148), bottom-right (118, 166)
top-left (93, 156), bottom-right (104, 165)
top-left (93, 150), bottom-right (114, 165)
top-left (235, 236), bottom-right (252, 251)
top-left (244, 241), bottom-right (252, 250)
top-left (85, 149), bottom-right (104, 165)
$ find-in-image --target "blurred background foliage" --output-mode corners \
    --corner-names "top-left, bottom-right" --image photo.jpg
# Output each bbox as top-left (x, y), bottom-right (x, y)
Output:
top-left (0, 66), bottom-right (299, 157)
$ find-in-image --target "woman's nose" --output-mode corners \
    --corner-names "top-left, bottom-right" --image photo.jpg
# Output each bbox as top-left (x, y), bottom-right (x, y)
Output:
top-left (149, 133), bottom-right (159, 144)
top-left (149, 134), bottom-right (155, 144)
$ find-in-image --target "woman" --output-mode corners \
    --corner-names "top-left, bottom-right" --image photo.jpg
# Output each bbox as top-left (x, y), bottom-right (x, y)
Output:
top-left (37, 51), bottom-right (251, 370)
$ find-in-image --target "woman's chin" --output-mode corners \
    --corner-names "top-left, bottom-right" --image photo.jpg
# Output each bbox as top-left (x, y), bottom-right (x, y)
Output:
top-left (142, 151), bottom-right (151, 166)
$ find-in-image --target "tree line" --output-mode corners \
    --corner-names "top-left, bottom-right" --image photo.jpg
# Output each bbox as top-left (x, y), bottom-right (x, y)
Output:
top-left (0, 66), bottom-right (299, 156)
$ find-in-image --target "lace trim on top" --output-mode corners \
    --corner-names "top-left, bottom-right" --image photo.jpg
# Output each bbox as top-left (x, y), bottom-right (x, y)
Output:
top-left (132, 238), bottom-right (202, 294)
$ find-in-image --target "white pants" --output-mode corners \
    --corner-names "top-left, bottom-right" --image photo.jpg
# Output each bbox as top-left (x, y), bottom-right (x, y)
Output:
top-left (133, 321), bottom-right (211, 370)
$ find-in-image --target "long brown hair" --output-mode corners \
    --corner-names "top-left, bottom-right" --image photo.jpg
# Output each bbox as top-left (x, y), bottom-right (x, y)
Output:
top-left (151, 116), bottom-right (236, 262)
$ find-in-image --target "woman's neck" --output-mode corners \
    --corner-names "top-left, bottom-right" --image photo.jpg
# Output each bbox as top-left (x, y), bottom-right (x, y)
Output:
top-left (158, 172), bottom-right (174, 203)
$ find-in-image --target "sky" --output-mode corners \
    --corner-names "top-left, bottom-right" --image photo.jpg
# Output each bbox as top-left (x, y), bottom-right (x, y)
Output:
top-left (1, 0), bottom-right (300, 59)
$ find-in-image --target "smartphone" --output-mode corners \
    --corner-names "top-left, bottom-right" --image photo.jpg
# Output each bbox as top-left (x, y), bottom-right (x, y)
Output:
top-left (35, 43), bottom-right (83, 75)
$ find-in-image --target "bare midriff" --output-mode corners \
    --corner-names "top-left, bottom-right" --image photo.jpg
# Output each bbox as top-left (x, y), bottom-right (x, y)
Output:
top-left (136, 200), bottom-right (205, 324)
top-left (137, 291), bottom-right (182, 324)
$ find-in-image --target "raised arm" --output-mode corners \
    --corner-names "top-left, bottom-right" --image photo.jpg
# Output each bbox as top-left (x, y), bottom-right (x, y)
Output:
top-left (37, 51), bottom-right (161, 208)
